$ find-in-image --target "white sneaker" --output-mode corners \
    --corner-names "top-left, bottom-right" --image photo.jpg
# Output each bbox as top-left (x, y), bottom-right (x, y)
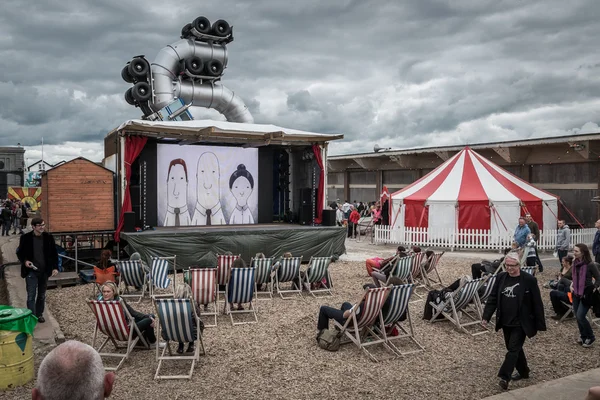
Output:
top-left (152, 341), bottom-right (166, 349)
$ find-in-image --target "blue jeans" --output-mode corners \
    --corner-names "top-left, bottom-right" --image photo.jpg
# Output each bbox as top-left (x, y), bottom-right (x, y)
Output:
top-left (317, 302), bottom-right (353, 331)
top-left (572, 295), bottom-right (594, 341)
top-left (26, 271), bottom-right (49, 317)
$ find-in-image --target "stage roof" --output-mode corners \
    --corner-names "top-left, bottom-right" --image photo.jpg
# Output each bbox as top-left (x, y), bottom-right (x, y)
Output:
top-left (108, 119), bottom-right (344, 146)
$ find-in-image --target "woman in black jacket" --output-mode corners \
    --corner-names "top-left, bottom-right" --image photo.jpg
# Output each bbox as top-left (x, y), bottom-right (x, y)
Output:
top-left (570, 243), bottom-right (600, 348)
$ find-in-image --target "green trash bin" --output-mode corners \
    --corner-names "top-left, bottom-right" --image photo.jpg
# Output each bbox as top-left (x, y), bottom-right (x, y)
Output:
top-left (0, 306), bottom-right (37, 390)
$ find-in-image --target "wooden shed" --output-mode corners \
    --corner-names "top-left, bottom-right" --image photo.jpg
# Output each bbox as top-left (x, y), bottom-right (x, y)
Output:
top-left (41, 157), bottom-right (115, 233)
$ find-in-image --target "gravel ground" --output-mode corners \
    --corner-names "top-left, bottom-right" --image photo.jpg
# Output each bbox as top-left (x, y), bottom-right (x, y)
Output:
top-left (3, 257), bottom-right (600, 400)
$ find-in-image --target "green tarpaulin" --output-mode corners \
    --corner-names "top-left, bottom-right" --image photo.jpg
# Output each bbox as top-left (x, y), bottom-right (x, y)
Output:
top-left (0, 306), bottom-right (37, 335)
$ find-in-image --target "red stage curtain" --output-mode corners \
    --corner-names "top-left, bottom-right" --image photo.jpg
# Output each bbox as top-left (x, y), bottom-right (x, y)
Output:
top-left (312, 144), bottom-right (324, 224)
top-left (114, 136), bottom-right (148, 241)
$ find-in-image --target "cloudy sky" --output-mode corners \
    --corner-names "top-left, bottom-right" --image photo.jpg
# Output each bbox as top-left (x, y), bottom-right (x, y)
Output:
top-left (2, 0), bottom-right (600, 165)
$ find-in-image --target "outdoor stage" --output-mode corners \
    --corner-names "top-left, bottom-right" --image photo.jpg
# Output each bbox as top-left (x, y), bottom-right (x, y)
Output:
top-left (119, 224), bottom-right (346, 267)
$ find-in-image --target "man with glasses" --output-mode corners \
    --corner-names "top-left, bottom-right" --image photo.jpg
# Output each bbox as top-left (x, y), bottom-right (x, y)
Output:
top-left (16, 217), bottom-right (58, 323)
top-left (482, 252), bottom-right (546, 391)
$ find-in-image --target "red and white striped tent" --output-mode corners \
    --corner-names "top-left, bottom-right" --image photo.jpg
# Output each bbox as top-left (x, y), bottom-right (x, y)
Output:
top-left (390, 147), bottom-right (558, 239)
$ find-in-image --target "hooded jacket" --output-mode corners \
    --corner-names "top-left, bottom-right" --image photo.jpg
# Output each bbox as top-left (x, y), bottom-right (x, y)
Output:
top-left (556, 225), bottom-right (571, 251)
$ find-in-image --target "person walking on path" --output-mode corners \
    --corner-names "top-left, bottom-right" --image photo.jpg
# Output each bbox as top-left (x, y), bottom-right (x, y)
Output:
top-left (570, 243), bottom-right (600, 348)
top-left (513, 217), bottom-right (531, 248)
top-left (592, 220), bottom-right (600, 263)
top-left (482, 251), bottom-right (546, 391)
top-left (555, 220), bottom-right (571, 263)
top-left (525, 214), bottom-right (543, 272)
top-left (16, 217), bottom-right (58, 323)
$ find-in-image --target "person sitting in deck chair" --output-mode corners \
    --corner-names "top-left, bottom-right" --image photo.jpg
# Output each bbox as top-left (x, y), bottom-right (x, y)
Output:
top-left (471, 248), bottom-right (511, 279)
top-left (174, 284), bottom-right (204, 354)
top-left (316, 295), bottom-right (365, 337)
top-left (228, 257), bottom-right (248, 311)
top-left (365, 246), bottom-right (407, 277)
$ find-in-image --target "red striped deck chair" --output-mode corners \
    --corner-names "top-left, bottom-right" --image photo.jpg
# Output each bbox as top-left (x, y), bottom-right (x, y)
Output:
top-left (375, 284), bottom-right (424, 356)
top-left (422, 252), bottom-right (445, 289)
top-left (333, 286), bottom-right (391, 362)
top-left (302, 256), bottom-right (333, 297)
top-left (226, 267), bottom-right (257, 325)
top-left (216, 254), bottom-right (240, 305)
top-left (87, 299), bottom-right (149, 371)
top-left (154, 298), bottom-right (205, 380)
top-left (274, 256), bottom-right (303, 299)
top-left (251, 257), bottom-right (275, 301)
top-left (149, 256), bottom-right (176, 299)
top-left (408, 252), bottom-right (426, 300)
top-left (118, 260), bottom-right (148, 303)
top-left (429, 278), bottom-right (487, 336)
top-left (190, 268), bottom-right (218, 327)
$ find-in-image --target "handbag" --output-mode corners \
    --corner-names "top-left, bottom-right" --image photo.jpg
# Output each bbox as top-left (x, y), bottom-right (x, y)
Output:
top-left (317, 329), bottom-right (341, 352)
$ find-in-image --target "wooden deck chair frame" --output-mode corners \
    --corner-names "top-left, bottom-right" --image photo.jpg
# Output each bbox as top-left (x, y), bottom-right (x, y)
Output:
top-left (559, 300), bottom-right (575, 322)
top-left (87, 299), bottom-right (149, 371)
top-left (421, 252), bottom-right (445, 289)
top-left (302, 256), bottom-right (333, 297)
top-left (149, 256), bottom-right (177, 299)
top-left (333, 287), bottom-right (392, 362)
top-left (430, 278), bottom-right (488, 336)
top-left (375, 284), bottom-right (424, 356)
top-left (225, 267), bottom-right (258, 325)
top-left (251, 257), bottom-right (275, 301)
top-left (118, 260), bottom-right (148, 303)
top-left (216, 254), bottom-right (241, 306)
top-left (275, 256), bottom-right (303, 299)
top-left (154, 298), bottom-right (205, 380)
top-left (190, 268), bottom-right (218, 327)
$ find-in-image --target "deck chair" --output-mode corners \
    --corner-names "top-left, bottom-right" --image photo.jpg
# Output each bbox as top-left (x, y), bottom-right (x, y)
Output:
top-left (118, 260), bottom-right (148, 303)
top-left (333, 286), bottom-right (392, 362)
top-left (408, 252), bottom-right (427, 299)
top-left (521, 266), bottom-right (537, 276)
top-left (216, 254), bottom-right (240, 305)
top-left (476, 274), bottom-right (498, 316)
top-left (422, 252), bottom-right (445, 289)
top-left (274, 256), bottom-right (303, 299)
top-left (190, 268), bottom-right (218, 327)
top-left (376, 284), bottom-right (424, 356)
top-left (226, 267), bottom-right (258, 325)
top-left (87, 299), bottom-right (149, 371)
top-left (429, 278), bottom-right (488, 336)
top-left (154, 298), bottom-right (205, 379)
top-left (251, 257), bottom-right (274, 300)
top-left (385, 255), bottom-right (414, 285)
top-left (149, 256), bottom-right (176, 298)
top-left (302, 256), bottom-right (333, 297)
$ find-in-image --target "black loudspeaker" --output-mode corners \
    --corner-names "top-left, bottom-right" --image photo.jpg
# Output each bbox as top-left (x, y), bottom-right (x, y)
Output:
top-left (300, 188), bottom-right (312, 205)
top-left (322, 209), bottom-right (336, 226)
top-left (124, 212), bottom-right (136, 232)
top-left (299, 205), bottom-right (313, 225)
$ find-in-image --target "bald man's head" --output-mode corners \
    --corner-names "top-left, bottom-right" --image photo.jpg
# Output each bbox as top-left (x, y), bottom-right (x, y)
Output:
top-left (33, 340), bottom-right (114, 400)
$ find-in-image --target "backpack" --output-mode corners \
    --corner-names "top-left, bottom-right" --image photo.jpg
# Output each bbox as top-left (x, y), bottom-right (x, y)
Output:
top-left (316, 329), bottom-right (341, 352)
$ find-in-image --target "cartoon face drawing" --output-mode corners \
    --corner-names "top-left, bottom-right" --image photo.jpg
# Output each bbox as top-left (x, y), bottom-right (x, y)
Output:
top-left (167, 162), bottom-right (187, 209)
top-left (231, 176), bottom-right (252, 207)
top-left (196, 152), bottom-right (220, 209)
top-left (228, 164), bottom-right (255, 225)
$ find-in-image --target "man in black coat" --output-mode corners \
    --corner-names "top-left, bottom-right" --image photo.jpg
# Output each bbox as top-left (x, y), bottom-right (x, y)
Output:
top-left (16, 217), bottom-right (58, 322)
top-left (482, 252), bottom-right (546, 391)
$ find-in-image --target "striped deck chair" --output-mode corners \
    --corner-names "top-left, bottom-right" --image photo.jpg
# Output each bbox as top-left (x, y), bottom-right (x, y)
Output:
top-left (118, 260), bottom-right (148, 303)
top-left (385, 255), bottom-right (413, 285)
top-left (216, 254), bottom-right (240, 305)
top-left (149, 256), bottom-right (176, 298)
top-left (408, 252), bottom-right (427, 299)
top-left (275, 256), bottom-right (303, 299)
top-left (190, 268), bottom-right (218, 327)
top-left (154, 298), bottom-right (205, 379)
top-left (251, 257), bottom-right (274, 300)
top-left (430, 278), bottom-right (487, 336)
top-left (521, 266), bottom-right (537, 276)
top-left (333, 287), bottom-right (392, 362)
top-left (476, 274), bottom-right (498, 316)
top-left (302, 256), bottom-right (333, 297)
top-left (375, 284), bottom-right (424, 356)
top-left (422, 252), bottom-right (445, 289)
top-left (87, 299), bottom-right (149, 371)
top-left (226, 267), bottom-right (257, 325)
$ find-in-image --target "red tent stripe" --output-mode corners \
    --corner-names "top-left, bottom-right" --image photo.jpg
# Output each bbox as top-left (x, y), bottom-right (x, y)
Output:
top-left (404, 151), bottom-right (464, 201)
top-left (458, 151), bottom-right (487, 201)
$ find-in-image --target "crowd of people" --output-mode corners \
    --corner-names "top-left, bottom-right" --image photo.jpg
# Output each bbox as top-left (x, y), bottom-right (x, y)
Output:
top-left (0, 198), bottom-right (29, 236)
top-left (329, 198), bottom-right (389, 238)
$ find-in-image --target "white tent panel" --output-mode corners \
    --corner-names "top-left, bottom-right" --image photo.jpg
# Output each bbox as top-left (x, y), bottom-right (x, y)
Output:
top-left (490, 201), bottom-right (520, 244)
top-left (428, 201), bottom-right (457, 239)
top-left (470, 153), bottom-right (520, 203)
top-left (392, 201), bottom-right (404, 229)
top-left (427, 152), bottom-right (465, 202)
top-left (542, 199), bottom-right (559, 234)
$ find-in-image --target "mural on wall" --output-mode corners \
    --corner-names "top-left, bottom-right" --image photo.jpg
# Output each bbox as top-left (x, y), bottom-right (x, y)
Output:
top-left (157, 144), bottom-right (258, 227)
top-left (8, 187), bottom-right (42, 211)
top-left (24, 172), bottom-right (42, 188)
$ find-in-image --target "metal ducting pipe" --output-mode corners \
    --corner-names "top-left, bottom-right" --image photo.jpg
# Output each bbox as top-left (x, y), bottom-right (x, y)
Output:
top-left (176, 81), bottom-right (253, 123)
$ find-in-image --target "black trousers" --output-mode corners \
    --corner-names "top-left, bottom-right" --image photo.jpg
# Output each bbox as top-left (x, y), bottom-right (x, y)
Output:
top-left (595, 253), bottom-right (600, 264)
top-left (499, 326), bottom-right (529, 381)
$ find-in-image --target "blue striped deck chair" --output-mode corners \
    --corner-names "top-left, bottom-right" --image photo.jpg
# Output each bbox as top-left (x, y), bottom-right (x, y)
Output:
top-left (87, 299), bottom-right (149, 371)
top-left (275, 256), bottom-right (303, 299)
top-left (476, 274), bottom-right (498, 316)
top-left (422, 252), bottom-right (445, 289)
top-left (376, 284), bottom-right (424, 356)
top-left (118, 260), bottom-right (148, 303)
top-left (154, 298), bottom-right (205, 380)
top-left (381, 255), bottom-right (413, 286)
top-left (150, 256), bottom-right (176, 298)
top-left (251, 257), bottom-right (274, 300)
top-left (226, 267), bottom-right (257, 325)
top-left (333, 286), bottom-right (392, 362)
top-left (302, 256), bottom-right (333, 297)
top-left (521, 266), bottom-right (537, 276)
top-left (430, 278), bottom-right (488, 336)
